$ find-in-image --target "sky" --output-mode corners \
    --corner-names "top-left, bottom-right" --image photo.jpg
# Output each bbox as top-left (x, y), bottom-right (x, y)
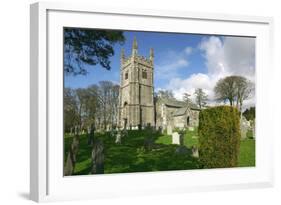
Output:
top-left (64, 30), bottom-right (256, 107)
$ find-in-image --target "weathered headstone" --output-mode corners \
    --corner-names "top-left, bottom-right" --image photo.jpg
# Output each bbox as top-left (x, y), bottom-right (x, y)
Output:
top-left (64, 151), bottom-right (74, 176)
top-left (252, 120), bottom-right (255, 139)
top-left (71, 136), bottom-right (80, 162)
top-left (64, 135), bottom-right (80, 176)
top-left (70, 127), bottom-right (73, 135)
top-left (240, 116), bottom-right (249, 140)
top-left (91, 140), bottom-right (104, 174)
top-left (110, 128), bottom-right (116, 138)
top-left (144, 137), bottom-right (154, 151)
top-left (158, 126), bottom-right (163, 134)
top-left (167, 125), bottom-right (173, 135)
top-left (172, 132), bottom-right (180, 145)
top-left (115, 132), bottom-right (122, 144)
top-left (87, 125), bottom-right (95, 145)
top-left (179, 132), bottom-right (184, 145)
top-left (191, 146), bottom-right (199, 158)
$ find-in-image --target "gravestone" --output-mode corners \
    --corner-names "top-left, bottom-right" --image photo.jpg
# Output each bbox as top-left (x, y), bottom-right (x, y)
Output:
top-left (87, 126), bottom-right (92, 145)
top-left (115, 132), bottom-right (122, 144)
top-left (91, 140), bottom-right (104, 174)
top-left (90, 125), bottom-right (96, 145)
top-left (240, 116), bottom-right (249, 140)
top-left (144, 137), bottom-right (154, 151)
top-left (110, 128), bottom-right (116, 138)
top-left (251, 119), bottom-right (255, 139)
top-left (70, 127), bottom-right (74, 135)
top-left (64, 135), bottom-right (79, 176)
top-left (64, 151), bottom-right (74, 176)
top-left (191, 146), bottom-right (199, 158)
top-left (122, 129), bottom-right (128, 138)
top-left (158, 126), bottom-right (163, 134)
top-left (167, 125), bottom-right (173, 135)
top-left (179, 132), bottom-right (184, 145)
top-left (172, 132), bottom-right (180, 145)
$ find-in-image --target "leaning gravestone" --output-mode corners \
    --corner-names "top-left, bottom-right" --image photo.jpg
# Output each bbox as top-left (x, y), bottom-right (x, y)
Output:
top-left (172, 132), bottom-right (180, 145)
top-left (64, 151), bottom-right (74, 176)
top-left (64, 135), bottom-right (80, 176)
top-left (91, 140), bottom-right (104, 174)
top-left (167, 125), bottom-right (173, 135)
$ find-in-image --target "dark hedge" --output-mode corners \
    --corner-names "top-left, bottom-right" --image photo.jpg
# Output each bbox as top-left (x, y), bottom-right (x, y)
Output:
top-left (198, 106), bottom-right (241, 168)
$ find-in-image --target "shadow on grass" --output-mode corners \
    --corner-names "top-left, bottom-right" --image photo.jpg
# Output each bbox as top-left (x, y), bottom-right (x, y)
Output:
top-left (65, 130), bottom-right (200, 175)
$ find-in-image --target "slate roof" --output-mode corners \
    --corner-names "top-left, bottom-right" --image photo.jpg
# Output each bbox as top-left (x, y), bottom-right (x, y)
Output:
top-left (162, 98), bottom-right (186, 108)
top-left (161, 98), bottom-right (200, 111)
top-left (172, 107), bottom-right (188, 116)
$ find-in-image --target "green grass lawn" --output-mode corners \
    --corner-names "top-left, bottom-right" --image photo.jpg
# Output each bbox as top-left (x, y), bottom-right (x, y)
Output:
top-left (238, 138), bottom-right (255, 167)
top-left (64, 128), bottom-right (255, 175)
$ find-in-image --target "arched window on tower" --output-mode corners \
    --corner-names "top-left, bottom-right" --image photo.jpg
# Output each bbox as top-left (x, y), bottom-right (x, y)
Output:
top-left (125, 72), bottom-right (128, 80)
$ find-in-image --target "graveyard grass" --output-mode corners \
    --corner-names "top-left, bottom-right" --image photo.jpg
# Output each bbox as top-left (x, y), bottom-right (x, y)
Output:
top-left (64, 129), bottom-right (255, 175)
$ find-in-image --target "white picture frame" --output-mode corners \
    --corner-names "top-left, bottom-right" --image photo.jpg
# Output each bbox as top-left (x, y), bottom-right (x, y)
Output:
top-left (30, 2), bottom-right (274, 202)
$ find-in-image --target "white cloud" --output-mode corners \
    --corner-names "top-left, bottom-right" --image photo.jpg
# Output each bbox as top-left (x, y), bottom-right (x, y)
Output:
top-left (155, 46), bottom-right (193, 79)
top-left (163, 36), bottom-right (256, 108)
top-left (184, 46), bottom-right (193, 55)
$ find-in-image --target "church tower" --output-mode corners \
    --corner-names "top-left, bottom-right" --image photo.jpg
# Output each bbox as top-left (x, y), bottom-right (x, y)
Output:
top-left (118, 37), bottom-right (155, 129)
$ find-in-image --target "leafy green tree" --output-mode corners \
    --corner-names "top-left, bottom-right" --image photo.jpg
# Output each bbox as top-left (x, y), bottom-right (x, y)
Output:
top-left (194, 88), bottom-right (208, 109)
top-left (64, 28), bottom-right (125, 75)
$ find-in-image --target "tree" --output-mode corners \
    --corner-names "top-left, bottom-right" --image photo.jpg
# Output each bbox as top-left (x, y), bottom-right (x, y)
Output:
top-left (75, 88), bottom-right (89, 129)
top-left (214, 76), bottom-right (253, 113)
top-left (214, 76), bottom-right (237, 106)
top-left (98, 81), bottom-right (120, 130)
top-left (183, 92), bottom-right (192, 105)
top-left (64, 88), bottom-right (79, 132)
top-left (194, 88), bottom-right (208, 109)
top-left (235, 77), bottom-right (254, 113)
top-left (84, 85), bottom-right (101, 127)
top-left (64, 28), bottom-right (125, 75)
top-left (156, 90), bottom-right (175, 100)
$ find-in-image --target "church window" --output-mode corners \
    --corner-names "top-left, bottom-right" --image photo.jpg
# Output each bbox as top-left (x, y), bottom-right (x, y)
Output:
top-left (142, 70), bottom-right (147, 79)
top-left (125, 72), bottom-right (128, 80)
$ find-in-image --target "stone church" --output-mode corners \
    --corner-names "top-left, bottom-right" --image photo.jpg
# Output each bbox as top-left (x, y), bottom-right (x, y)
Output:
top-left (117, 37), bottom-right (155, 129)
top-left (118, 38), bottom-right (200, 130)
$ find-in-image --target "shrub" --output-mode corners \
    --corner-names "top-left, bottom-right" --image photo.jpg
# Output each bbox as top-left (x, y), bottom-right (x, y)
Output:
top-left (198, 106), bottom-right (241, 168)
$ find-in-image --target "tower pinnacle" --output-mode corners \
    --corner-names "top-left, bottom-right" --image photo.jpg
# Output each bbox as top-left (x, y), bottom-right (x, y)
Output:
top-left (150, 48), bottom-right (154, 62)
top-left (132, 37), bottom-right (138, 56)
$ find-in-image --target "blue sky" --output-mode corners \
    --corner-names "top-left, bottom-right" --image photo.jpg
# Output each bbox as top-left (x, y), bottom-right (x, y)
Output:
top-left (64, 30), bottom-right (255, 106)
top-left (64, 31), bottom-right (208, 89)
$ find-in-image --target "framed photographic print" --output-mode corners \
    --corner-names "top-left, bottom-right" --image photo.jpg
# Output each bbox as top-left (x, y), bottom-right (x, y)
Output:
top-left (30, 2), bottom-right (274, 202)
